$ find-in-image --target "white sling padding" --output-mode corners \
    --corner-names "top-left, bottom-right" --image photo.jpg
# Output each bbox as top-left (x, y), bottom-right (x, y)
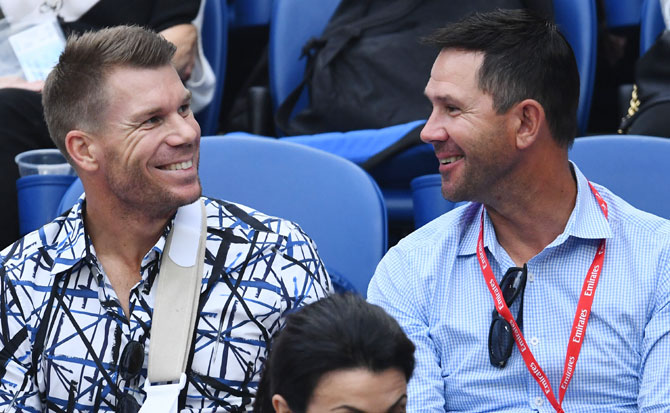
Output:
top-left (145, 198), bottom-right (206, 387)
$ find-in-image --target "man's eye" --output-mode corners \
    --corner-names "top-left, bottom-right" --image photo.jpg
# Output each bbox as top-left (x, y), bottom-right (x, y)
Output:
top-left (179, 104), bottom-right (192, 116)
top-left (446, 105), bottom-right (461, 115)
top-left (144, 116), bottom-right (161, 125)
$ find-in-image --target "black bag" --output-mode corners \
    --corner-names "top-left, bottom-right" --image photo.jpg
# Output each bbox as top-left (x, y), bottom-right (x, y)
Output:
top-left (619, 30), bottom-right (670, 137)
top-left (275, 0), bottom-right (548, 137)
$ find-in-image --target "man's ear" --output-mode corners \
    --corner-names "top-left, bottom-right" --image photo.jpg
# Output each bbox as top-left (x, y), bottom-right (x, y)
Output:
top-left (65, 130), bottom-right (99, 172)
top-left (271, 394), bottom-right (293, 413)
top-left (510, 99), bottom-right (544, 150)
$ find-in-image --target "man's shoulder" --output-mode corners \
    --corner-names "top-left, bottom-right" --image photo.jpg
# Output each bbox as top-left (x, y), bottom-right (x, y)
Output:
top-left (599, 185), bottom-right (670, 239)
top-left (1, 219), bottom-right (67, 272)
top-left (395, 202), bottom-right (479, 253)
top-left (200, 196), bottom-right (330, 296)
top-left (593, 185), bottom-right (670, 274)
top-left (374, 202), bottom-right (478, 281)
top-left (203, 196), bottom-right (307, 241)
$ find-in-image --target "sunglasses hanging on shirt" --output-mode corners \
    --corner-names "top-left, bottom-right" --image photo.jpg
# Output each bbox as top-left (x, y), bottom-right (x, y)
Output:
top-left (488, 264), bottom-right (528, 368)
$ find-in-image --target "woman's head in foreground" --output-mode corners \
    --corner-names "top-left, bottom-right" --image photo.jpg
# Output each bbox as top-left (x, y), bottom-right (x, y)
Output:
top-left (254, 293), bottom-right (415, 413)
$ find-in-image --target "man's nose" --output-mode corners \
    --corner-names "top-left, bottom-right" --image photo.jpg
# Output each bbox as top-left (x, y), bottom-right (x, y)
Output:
top-left (166, 113), bottom-right (200, 146)
top-left (420, 109), bottom-right (448, 144)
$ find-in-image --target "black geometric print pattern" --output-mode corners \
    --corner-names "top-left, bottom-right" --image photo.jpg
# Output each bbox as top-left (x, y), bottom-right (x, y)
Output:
top-left (0, 196), bottom-right (331, 412)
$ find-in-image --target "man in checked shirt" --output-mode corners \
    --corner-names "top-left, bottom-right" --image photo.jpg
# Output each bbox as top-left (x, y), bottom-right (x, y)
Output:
top-left (0, 26), bottom-right (331, 412)
top-left (368, 9), bottom-right (670, 413)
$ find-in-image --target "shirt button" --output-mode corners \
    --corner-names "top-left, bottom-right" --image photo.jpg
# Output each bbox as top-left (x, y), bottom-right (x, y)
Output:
top-left (530, 336), bottom-right (540, 346)
top-left (535, 396), bottom-right (544, 407)
top-left (527, 272), bottom-right (536, 282)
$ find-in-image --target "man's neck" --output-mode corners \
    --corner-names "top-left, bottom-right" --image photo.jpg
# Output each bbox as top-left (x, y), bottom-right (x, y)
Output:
top-left (83, 197), bottom-right (176, 318)
top-left (484, 160), bottom-right (577, 266)
top-left (84, 198), bottom-right (173, 269)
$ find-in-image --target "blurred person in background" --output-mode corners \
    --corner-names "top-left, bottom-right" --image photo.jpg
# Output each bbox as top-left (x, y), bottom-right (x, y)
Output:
top-left (369, 9), bottom-right (670, 412)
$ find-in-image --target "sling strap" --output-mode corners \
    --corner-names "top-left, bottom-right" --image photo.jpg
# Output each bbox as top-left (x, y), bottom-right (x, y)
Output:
top-left (138, 198), bottom-right (207, 412)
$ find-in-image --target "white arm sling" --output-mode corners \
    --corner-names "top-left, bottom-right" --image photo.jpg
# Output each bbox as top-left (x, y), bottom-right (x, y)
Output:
top-left (138, 199), bottom-right (206, 413)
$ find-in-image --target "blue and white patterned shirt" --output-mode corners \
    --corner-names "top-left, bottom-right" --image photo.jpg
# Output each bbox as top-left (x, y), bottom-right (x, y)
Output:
top-left (368, 165), bottom-right (670, 412)
top-left (0, 196), bottom-right (331, 412)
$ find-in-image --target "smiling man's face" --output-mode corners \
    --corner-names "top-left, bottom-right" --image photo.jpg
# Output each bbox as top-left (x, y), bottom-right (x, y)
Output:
top-left (421, 49), bottom-right (519, 203)
top-left (93, 64), bottom-right (202, 218)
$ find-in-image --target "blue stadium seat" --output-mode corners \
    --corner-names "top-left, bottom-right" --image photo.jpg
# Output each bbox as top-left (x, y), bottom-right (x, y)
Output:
top-left (569, 134), bottom-right (670, 219)
top-left (410, 174), bottom-right (467, 228)
top-left (603, 0), bottom-right (644, 28)
top-left (268, 0), bottom-right (340, 116)
top-left (194, 0), bottom-right (227, 136)
top-left (228, 0), bottom-right (273, 28)
top-left (58, 135), bottom-right (388, 296)
top-left (554, 0), bottom-right (598, 135)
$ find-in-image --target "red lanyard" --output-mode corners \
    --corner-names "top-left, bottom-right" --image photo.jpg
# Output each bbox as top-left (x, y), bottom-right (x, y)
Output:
top-left (477, 183), bottom-right (608, 412)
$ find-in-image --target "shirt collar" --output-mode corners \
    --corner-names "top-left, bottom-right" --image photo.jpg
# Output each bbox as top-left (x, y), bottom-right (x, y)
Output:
top-left (458, 203), bottom-right (490, 257)
top-left (547, 162), bottom-right (612, 247)
top-left (49, 194), bottom-right (89, 274)
top-left (457, 162), bottom-right (612, 258)
top-left (50, 194), bottom-right (171, 275)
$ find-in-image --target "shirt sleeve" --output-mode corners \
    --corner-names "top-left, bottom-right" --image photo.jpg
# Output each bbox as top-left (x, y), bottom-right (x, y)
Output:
top-left (273, 221), bottom-right (332, 317)
top-left (0, 270), bottom-right (42, 412)
top-left (637, 252), bottom-right (670, 410)
top-left (367, 247), bottom-right (446, 413)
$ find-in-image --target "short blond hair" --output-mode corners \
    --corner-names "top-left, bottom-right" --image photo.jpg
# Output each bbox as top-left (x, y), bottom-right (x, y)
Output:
top-left (42, 25), bottom-right (176, 160)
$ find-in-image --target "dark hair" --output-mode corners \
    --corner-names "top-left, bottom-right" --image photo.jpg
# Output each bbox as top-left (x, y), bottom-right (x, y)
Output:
top-left (424, 8), bottom-right (580, 147)
top-left (42, 25), bottom-right (176, 161)
top-left (253, 293), bottom-right (415, 413)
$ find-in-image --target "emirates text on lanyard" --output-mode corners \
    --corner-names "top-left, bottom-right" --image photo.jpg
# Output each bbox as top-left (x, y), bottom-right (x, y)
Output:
top-left (477, 182), bottom-right (608, 413)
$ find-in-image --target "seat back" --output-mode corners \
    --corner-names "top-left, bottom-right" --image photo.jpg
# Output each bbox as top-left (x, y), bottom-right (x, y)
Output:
top-left (569, 134), bottom-right (670, 219)
top-left (270, 0), bottom-right (596, 135)
top-left (194, 0), bottom-right (227, 135)
top-left (640, 0), bottom-right (666, 53)
top-left (58, 134), bottom-right (388, 296)
top-left (603, 0), bottom-right (643, 28)
top-left (200, 134), bottom-right (387, 295)
top-left (553, 0), bottom-right (598, 135)
top-left (268, 0), bottom-right (340, 113)
top-left (228, 0), bottom-right (272, 27)
top-left (410, 174), bottom-right (467, 228)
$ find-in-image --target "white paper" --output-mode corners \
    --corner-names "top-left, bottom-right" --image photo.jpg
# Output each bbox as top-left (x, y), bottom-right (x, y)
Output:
top-left (8, 17), bottom-right (65, 81)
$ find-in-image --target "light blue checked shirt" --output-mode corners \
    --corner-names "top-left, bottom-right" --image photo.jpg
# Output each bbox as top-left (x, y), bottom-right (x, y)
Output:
top-left (368, 165), bottom-right (670, 412)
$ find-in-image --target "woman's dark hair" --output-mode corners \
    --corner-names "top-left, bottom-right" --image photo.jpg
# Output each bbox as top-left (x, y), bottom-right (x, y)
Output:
top-left (253, 293), bottom-right (415, 413)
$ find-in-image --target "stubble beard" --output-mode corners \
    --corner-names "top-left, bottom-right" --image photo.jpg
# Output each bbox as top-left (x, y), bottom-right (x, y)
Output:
top-left (105, 157), bottom-right (202, 220)
top-left (441, 128), bottom-right (514, 205)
